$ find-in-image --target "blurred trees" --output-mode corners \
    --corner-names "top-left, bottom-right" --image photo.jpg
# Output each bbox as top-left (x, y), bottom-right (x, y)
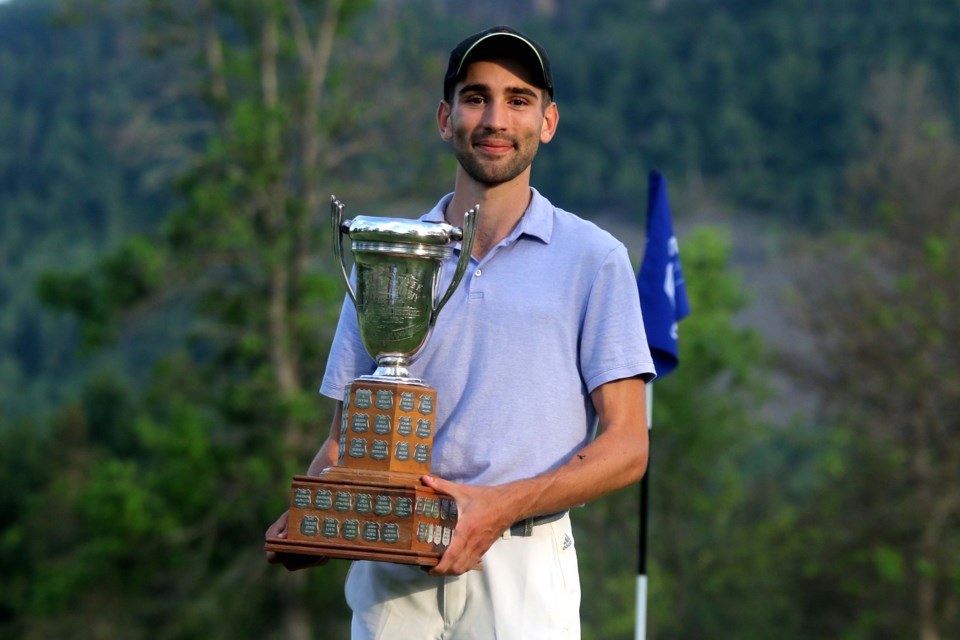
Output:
top-left (4, 0), bottom-right (447, 637)
top-left (2, 0), bottom-right (960, 638)
top-left (791, 65), bottom-right (960, 640)
top-left (0, 0), bottom-right (181, 417)
top-left (576, 227), bottom-right (811, 639)
top-left (536, 0), bottom-right (960, 222)
top-left (7, 0), bottom-right (960, 413)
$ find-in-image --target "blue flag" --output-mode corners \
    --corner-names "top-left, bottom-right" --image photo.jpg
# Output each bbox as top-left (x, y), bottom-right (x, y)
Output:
top-left (638, 171), bottom-right (690, 378)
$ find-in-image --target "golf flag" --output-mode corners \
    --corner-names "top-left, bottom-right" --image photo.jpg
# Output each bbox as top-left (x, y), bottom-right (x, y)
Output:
top-left (635, 171), bottom-right (690, 640)
top-left (637, 171), bottom-right (690, 378)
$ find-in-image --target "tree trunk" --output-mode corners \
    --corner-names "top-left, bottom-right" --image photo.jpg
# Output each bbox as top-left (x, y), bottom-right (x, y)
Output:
top-left (259, 8), bottom-right (300, 399)
top-left (290, 0), bottom-right (342, 280)
top-left (200, 0), bottom-right (227, 103)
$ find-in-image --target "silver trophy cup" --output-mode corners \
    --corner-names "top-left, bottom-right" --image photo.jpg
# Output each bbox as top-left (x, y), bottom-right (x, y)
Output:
top-left (262, 196), bottom-right (479, 568)
top-left (331, 196), bottom-right (478, 382)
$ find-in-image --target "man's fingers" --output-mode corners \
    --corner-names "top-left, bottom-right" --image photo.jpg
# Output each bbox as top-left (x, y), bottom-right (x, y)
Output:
top-left (421, 474), bottom-right (451, 494)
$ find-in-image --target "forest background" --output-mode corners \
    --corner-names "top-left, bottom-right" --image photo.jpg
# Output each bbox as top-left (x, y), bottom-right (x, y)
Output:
top-left (1, 0), bottom-right (958, 639)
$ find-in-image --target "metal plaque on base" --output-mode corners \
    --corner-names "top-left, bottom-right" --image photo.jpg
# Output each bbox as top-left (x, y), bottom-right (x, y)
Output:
top-left (265, 196), bottom-right (477, 567)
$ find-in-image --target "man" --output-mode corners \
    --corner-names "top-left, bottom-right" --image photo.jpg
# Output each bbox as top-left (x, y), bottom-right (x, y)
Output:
top-left (267, 25), bottom-right (656, 639)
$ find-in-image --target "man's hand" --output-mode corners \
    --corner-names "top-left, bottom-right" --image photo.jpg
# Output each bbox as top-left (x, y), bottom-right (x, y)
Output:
top-left (264, 510), bottom-right (330, 572)
top-left (421, 475), bottom-right (515, 576)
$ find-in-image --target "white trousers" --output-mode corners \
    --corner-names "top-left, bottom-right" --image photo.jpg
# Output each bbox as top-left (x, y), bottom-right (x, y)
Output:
top-left (345, 513), bottom-right (581, 640)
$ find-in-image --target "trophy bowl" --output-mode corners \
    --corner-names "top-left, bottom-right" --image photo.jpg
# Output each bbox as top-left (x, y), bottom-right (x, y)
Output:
top-left (332, 197), bottom-right (478, 381)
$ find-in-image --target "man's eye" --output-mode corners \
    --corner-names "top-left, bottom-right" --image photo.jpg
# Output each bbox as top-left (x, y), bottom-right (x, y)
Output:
top-left (465, 95), bottom-right (486, 104)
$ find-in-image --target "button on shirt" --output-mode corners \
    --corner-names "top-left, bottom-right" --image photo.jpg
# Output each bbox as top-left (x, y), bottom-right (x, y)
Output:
top-left (321, 188), bottom-right (655, 487)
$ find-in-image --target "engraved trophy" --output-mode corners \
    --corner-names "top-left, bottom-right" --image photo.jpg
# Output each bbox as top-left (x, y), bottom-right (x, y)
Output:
top-left (264, 195), bottom-right (478, 566)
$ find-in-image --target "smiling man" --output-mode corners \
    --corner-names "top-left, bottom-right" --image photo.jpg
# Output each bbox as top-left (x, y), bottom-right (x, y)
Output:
top-left (267, 25), bottom-right (656, 639)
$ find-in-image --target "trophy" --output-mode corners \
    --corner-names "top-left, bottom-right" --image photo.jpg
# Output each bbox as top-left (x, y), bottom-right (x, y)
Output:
top-left (264, 195), bottom-right (478, 566)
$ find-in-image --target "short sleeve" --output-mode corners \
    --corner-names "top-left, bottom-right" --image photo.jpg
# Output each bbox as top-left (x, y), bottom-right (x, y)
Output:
top-left (579, 243), bottom-right (656, 392)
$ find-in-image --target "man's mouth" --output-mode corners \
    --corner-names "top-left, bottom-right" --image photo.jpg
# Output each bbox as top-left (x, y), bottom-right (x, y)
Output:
top-left (473, 138), bottom-right (515, 155)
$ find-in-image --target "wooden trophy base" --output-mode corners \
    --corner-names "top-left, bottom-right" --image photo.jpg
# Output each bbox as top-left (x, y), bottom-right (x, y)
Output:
top-left (265, 468), bottom-right (457, 566)
top-left (266, 379), bottom-right (458, 567)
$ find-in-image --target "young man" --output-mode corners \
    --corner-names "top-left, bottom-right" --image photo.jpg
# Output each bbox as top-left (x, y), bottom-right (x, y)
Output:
top-left (267, 25), bottom-right (656, 639)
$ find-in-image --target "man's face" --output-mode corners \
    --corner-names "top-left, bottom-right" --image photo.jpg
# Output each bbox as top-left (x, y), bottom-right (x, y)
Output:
top-left (441, 58), bottom-right (557, 186)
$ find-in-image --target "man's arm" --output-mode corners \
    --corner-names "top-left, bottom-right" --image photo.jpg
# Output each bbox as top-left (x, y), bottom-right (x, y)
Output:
top-left (264, 401), bottom-right (343, 569)
top-left (422, 375), bottom-right (648, 576)
top-left (304, 400), bottom-right (343, 475)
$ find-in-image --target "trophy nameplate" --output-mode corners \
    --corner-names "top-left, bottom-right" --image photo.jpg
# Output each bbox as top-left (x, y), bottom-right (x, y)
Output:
top-left (265, 196), bottom-right (477, 567)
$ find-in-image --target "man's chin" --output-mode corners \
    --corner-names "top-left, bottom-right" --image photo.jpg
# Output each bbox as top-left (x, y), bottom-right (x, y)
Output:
top-left (461, 160), bottom-right (527, 186)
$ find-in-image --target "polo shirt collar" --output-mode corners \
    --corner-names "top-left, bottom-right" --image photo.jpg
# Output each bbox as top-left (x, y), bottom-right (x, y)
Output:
top-left (423, 188), bottom-right (554, 245)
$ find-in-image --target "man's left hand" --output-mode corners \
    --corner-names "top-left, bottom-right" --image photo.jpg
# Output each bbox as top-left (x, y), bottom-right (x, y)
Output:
top-left (420, 475), bottom-right (515, 576)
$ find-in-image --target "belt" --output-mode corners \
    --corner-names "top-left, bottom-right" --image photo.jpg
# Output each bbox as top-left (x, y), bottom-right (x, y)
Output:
top-left (508, 511), bottom-right (566, 537)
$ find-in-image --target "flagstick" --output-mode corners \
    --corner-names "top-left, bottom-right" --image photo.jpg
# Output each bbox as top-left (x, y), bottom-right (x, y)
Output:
top-left (636, 383), bottom-right (653, 640)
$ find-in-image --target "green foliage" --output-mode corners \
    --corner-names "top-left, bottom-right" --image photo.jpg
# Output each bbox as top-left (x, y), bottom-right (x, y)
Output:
top-left (37, 238), bottom-right (166, 348)
top-left (640, 229), bottom-right (807, 639)
top-left (534, 0), bottom-right (960, 223)
top-left (577, 228), bottom-right (813, 639)
top-left (791, 67), bottom-right (960, 638)
top-left (0, 0), bottom-right (180, 418)
top-left (4, 0), bottom-right (960, 637)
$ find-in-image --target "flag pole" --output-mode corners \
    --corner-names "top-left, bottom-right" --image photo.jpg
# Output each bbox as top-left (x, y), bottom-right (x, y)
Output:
top-left (635, 383), bottom-right (653, 640)
top-left (634, 170), bottom-right (689, 640)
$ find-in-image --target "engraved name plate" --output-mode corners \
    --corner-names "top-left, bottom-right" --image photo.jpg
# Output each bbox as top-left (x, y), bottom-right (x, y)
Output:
top-left (400, 392), bottom-right (415, 411)
top-left (418, 395), bottom-right (434, 415)
top-left (416, 419), bottom-right (432, 438)
top-left (371, 440), bottom-right (389, 461)
top-left (382, 523), bottom-right (400, 544)
top-left (314, 490), bottom-right (333, 510)
top-left (338, 416), bottom-right (348, 464)
top-left (375, 390), bottom-right (394, 410)
top-left (373, 415), bottom-right (391, 435)
top-left (351, 413), bottom-right (369, 433)
top-left (334, 491), bottom-right (352, 512)
top-left (349, 438), bottom-right (367, 458)
top-left (374, 495), bottom-right (392, 517)
top-left (342, 519), bottom-right (360, 540)
top-left (322, 517), bottom-right (340, 538)
top-left (397, 416), bottom-right (413, 436)
top-left (414, 444), bottom-right (430, 464)
top-left (301, 515), bottom-right (319, 537)
top-left (363, 522), bottom-right (380, 543)
top-left (293, 488), bottom-right (312, 509)
top-left (395, 497), bottom-right (413, 518)
top-left (354, 493), bottom-right (372, 515)
top-left (354, 389), bottom-right (372, 409)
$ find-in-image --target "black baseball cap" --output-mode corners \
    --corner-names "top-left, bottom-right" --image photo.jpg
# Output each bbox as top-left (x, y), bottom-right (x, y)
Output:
top-left (443, 26), bottom-right (554, 102)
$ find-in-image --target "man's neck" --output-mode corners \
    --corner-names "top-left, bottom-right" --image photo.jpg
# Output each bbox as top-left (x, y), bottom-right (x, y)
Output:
top-left (445, 169), bottom-right (533, 260)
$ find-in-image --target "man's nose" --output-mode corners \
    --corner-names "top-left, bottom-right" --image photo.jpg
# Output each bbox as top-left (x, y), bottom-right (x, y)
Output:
top-left (481, 101), bottom-right (508, 130)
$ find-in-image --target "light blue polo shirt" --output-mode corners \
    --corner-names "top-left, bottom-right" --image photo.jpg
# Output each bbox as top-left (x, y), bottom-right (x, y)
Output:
top-left (320, 188), bottom-right (655, 486)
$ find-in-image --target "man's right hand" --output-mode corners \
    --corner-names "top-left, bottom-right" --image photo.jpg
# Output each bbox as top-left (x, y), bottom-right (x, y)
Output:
top-left (265, 510), bottom-right (330, 572)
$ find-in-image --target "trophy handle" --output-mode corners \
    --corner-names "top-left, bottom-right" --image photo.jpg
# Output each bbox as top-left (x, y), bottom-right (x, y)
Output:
top-left (331, 195), bottom-right (357, 306)
top-left (431, 204), bottom-right (479, 326)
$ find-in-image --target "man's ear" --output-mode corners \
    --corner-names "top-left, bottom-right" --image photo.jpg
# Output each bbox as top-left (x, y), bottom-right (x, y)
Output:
top-left (540, 101), bottom-right (559, 144)
top-left (437, 100), bottom-right (454, 141)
